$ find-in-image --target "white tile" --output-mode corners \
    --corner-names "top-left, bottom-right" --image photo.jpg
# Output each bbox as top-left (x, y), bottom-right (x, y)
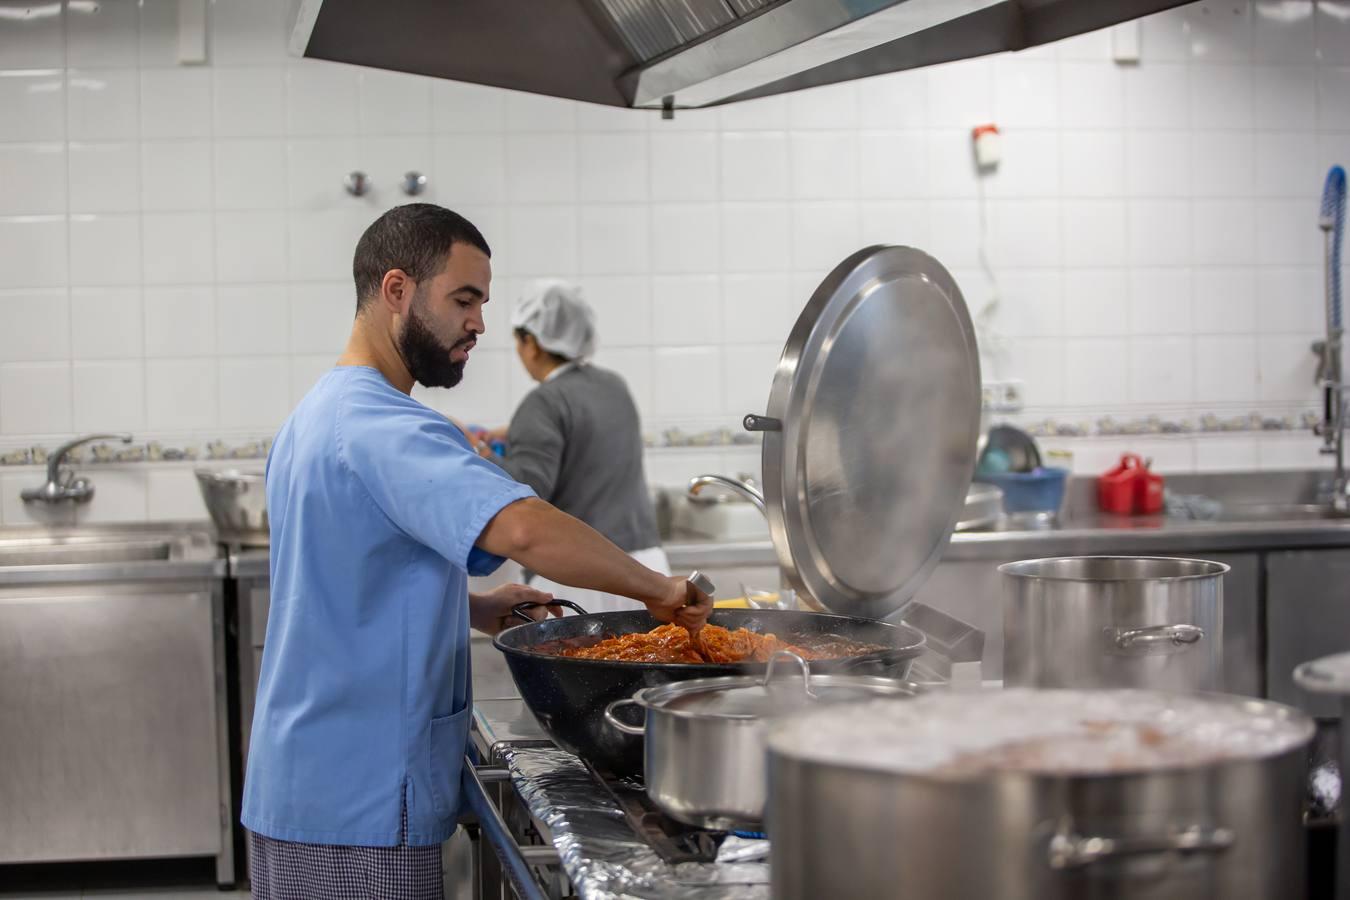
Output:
top-left (66, 68), bottom-right (137, 140)
top-left (925, 129), bottom-right (979, 198)
top-left (650, 132), bottom-right (717, 203)
top-left (433, 135), bottom-right (506, 205)
top-left (1255, 265), bottom-right (1324, 334)
top-left (791, 203), bottom-right (861, 275)
top-left (1255, 199), bottom-right (1317, 264)
top-left (593, 347), bottom-right (652, 421)
top-left (1126, 131), bottom-right (1192, 198)
top-left (1063, 268), bottom-right (1128, 336)
top-left (72, 360), bottom-right (145, 432)
top-left (990, 200), bottom-right (1062, 268)
top-left (420, 348), bottom-right (511, 425)
top-left (286, 137), bottom-right (360, 210)
top-left (787, 82), bottom-right (857, 129)
top-left (1063, 338), bottom-right (1128, 405)
top-left (0, 216), bottom-right (67, 289)
top-left (579, 205), bottom-right (649, 276)
top-left (0, 289), bottom-right (68, 362)
top-left (1192, 199), bottom-right (1256, 265)
top-left (721, 203), bottom-right (791, 273)
top-left (290, 353), bottom-right (335, 404)
top-left (1252, 65), bottom-right (1316, 130)
top-left (925, 59), bottom-right (992, 128)
top-left (723, 344), bottom-right (781, 419)
top-left (1128, 200), bottom-right (1192, 266)
top-left (583, 276), bottom-right (651, 347)
top-left (1139, 5), bottom-right (1193, 61)
top-left (355, 135), bottom-right (433, 209)
top-left (1194, 436), bottom-right (1259, 472)
top-left (1257, 433), bottom-right (1326, 470)
top-left (433, 81), bottom-right (507, 133)
top-left (142, 212), bottom-right (214, 284)
top-left (1058, 203), bottom-right (1123, 271)
top-left (210, 0), bottom-right (289, 63)
top-left (1317, 0), bottom-right (1350, 63)
top-left (994, 270), bottom-right (1062, 338)
top-left (650, 106), bottom-right (719, 134)
top-left (1128, 438), bottom-right (1196, 474)
top-left (651, 204), bottom-right (720, 274)
top-left (147, 467), bottom-right (210, 521)
top-left (993, 59), bottom-right (1059, 128)
top-left (71, 287), bottom-right (143, 359)
top-left (286, 209), bottom-right (367, 281)
top-left (503, 207), bottom-right (578, 277)
top-left (68, 214), bottom-right (142, 297)
top-left (1129, 267), bottom-right (1193, 336)
top-left (286, 62), bottom-right (359, 137)
top-left (579, 134), bottom-right (647, 203)
top-left (1186, 0), bottom-right (1254, 61)
top-left (1130, 336), bottom-right (1194, 404)
top-left (213, 139), bottom-right (286, 210)
top-left (66, 0), bottom-right (139, 68)
top-left (0, 2), bottom-right (62, 66)
top-left (1195, 335), bottom-right (1259, 403)
top-left (643, 448), bottom-right (726, 490)
top-left (0, 144), bottom-right (66, 215)
top-left (790, 132), bottom-right (857, 200)
top-left (68, 467), bottom-right (148, 523)
top-left (0, 70), bottom-right (65, 141)
top-left (1189, 131), bottom-right (1254, 198)
top-left (1257, 333), bottom-right (1318, 402)
top-left (218, 356), bottom-right (291, 430)
top-left (146, 358), bottom-right (217, 430)
top-left (855, 70), bottom-right (928, 130)
top-left (858, 132), bottom-right (928, 199)
top-left (1054, 25), bottom-right (1113, 61)
top-left (289, 283), bottom-right (353, 354)
top-left (505, 134), bottom-right (577, 204)
top-left (1318, 66), bottom-right (1350, 129)
top-left (68, 142), bottom-right (139, 212)
top-left (1191, 64), bottom-right (1254, 129)
top-left (652, 276), bottom-right (721, 345)
top-left (358, 69), bottom-right (431, 135)
top-left (144, 286), bottom-right (214, 358)
top-left (140, 141), bottom-right (213, 211)
top-left (926, 200), bottom-right (980, 269)
top-left (1058, 62), bottom-right (1123, 129)
top-left (213, 67), bottom-right (285, 138)
top-left (215, 211), bottom-right (287, 283)
top-left (859, 201), bottom-right (929, 248)
top-left (1254, 132), bottom-right (1317, 197)
top-left (213, 284), bottom-right (288, 357)
top-left (505, 91), bottom-right (577, 132)
top-left (137, 0), bottom-right (179, 67)
top-left (140, 68), bottom-right (211, 139)
top-left (721, 274), bottom-right (798, 348)
top-left (1123, 64), bottom-right (1190, 130)
top-left (1192, 267), bottom-right (1256, 334)
top-left (717, 96), bottom-right (789, 131)
top-left (652, 347), bottom-right (722, 418)
top-left (1059, 132), bottom-right (1124, 198)
top-left (1002, 337), bottom-right (1065, 407)
top-left (0, 362), bottom-right (71, 434)
top-left (721, 132), bottom-right (789, 201)
top-left (576, 102), bottom-right (649, 132)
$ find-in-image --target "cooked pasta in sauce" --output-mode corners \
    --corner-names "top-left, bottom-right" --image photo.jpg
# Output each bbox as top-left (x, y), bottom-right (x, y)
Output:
top-left (541, 623), bottom-right (887, 664)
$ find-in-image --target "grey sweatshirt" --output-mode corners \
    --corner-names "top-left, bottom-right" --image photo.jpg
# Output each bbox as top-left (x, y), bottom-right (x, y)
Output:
top-left (496, 364), bottom-right (660, 553)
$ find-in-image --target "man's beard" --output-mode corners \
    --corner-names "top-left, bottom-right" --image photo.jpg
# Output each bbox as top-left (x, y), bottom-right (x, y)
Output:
top-left (397, 302), bottom-right (472, 389)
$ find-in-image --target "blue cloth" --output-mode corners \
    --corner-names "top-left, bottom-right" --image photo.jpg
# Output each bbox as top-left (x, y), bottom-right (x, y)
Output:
top-left (242, 366), bottom-right (535, 847)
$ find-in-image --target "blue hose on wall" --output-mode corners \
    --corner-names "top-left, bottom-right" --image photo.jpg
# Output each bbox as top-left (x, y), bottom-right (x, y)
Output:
top-left (1321, 165), bottom-right (1346, 329)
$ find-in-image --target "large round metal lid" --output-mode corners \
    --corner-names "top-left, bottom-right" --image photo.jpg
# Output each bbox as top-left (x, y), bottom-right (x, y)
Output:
top-left (748, 245), bottom-right (981, 619)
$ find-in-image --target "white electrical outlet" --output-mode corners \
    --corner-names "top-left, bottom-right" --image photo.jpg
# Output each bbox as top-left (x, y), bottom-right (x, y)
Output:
top-left (981, 380), bottom-right (1025, 413)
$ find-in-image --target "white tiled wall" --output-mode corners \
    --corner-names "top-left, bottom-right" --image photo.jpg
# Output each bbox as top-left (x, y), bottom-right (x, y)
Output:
top-left (0, 0), bottom-right (1348, 524)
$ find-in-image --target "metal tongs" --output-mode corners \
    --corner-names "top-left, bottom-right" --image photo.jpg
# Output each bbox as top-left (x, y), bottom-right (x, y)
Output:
top-left (686, 570), bottom-right (717, 653)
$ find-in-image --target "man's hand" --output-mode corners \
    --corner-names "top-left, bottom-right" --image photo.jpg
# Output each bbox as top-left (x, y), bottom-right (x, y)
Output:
top-left (645, 575), bottom-right (713, 633)
top-left (469, 583), bottom-right (561, 636)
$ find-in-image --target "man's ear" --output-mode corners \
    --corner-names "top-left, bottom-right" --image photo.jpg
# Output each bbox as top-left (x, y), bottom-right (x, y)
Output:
top-left (379, 269), bottom-right (412, 315)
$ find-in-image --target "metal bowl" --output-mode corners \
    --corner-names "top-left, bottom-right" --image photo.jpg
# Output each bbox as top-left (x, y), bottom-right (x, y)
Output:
top-left (195, 468), bottom-right (268, 546)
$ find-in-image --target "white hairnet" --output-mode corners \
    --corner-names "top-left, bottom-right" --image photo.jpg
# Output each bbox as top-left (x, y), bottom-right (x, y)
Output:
top-left (510, 280), bottom-right (598, 360)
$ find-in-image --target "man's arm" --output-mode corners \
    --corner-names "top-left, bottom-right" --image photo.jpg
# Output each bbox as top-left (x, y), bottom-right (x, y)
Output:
top-left (477, 498), bottom-right (711, 630)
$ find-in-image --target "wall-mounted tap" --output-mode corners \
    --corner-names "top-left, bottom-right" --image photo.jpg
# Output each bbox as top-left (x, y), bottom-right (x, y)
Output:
top-left (21, 433), bottom-right (133, 504)
top-left (687, 473), bottom-right (766, 515)
top-left (1314, 166), bottom-right (1348, 512)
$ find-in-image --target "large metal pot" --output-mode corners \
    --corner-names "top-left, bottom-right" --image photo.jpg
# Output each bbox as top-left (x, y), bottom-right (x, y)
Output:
top-left (493, 605), bottom-right (926, 776)
top-left (195, 468), bottom-right (268, 546)
top-left (1001, 556), bottom-right (1226, 691)
top-left (766, 689), bottom-right (1314, 900)
top-left (603, 652), bottom-right (913, 829)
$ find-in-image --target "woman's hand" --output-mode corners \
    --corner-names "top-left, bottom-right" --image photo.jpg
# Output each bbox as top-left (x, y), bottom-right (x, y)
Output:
top-left (469, 583), bottom-right (561, 636)
top-left (645, 575), bottom-right (714, 633)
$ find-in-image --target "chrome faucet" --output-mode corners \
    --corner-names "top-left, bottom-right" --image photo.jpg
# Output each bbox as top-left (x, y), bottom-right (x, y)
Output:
top-left (1315, 167), bottom-right (1349, 512)
top-left (687, 473), bottom-right (766, 515)
top-left (21, 433), bottom-right (133, 504)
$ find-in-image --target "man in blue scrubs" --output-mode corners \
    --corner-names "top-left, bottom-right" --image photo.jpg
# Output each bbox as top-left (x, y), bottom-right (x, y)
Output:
top-left (242, 204), bottom-right (712, 899)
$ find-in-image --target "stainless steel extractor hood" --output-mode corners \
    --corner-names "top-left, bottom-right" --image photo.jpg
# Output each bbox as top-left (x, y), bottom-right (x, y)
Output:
top-left (290, 0), bottom-right (1192, 110)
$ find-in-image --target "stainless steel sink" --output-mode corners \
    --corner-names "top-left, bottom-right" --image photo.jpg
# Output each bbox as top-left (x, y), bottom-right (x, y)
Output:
top-left (0, 525), bottom-right (217, 568)
top-left (1214, 503), bottom-right (1350, 523)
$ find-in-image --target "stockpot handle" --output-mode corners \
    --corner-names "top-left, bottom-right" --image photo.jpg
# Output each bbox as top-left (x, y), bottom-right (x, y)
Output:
top-left (764, 650), bottom-right (815, 698)
top-left (509, 598), bottom-right (589, 623)
top-left (1048, 824), bottom-right (1234, 869)
top-left (1114, 624), bottom-right (1205, 651)
top-left (603, 698), bottom-right (647, 736)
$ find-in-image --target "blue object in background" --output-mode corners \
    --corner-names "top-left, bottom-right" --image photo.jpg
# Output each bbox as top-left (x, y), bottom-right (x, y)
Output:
top-left (1322, 165), bottom-right (1345, 329)
top-left (976, 467), bottom-right (1069, 515)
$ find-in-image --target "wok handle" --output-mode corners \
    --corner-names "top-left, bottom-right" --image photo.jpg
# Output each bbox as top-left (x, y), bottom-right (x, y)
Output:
top-left (1048, 823), bottom-right (1234, 869)
top-left (1114, 624), bottom-right (1205, 651)
top-left (603, 698), bottom-right (647, 736)
top-left (509, 598), bottom-right (589, 622)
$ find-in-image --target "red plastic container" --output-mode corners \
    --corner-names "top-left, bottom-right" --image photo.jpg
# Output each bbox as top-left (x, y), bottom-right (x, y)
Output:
top-left (1098, 454), bottom-right (1165, 515)
top-left (1136, 461), bottom-right (1165, 515)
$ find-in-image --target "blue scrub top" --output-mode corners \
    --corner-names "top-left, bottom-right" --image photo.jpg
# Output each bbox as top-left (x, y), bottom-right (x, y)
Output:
top-left (241, 366), bottom-right (535, 847)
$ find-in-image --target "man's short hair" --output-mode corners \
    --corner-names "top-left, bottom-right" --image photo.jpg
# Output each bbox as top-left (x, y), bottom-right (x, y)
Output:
top-left (352, 204), bottom-right (490, 312)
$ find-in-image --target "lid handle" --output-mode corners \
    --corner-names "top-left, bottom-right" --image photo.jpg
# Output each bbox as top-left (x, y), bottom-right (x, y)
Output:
top-left (764, 650), bottom-right (815, 698)
top-left (743, 414), bottom-right (782, 432)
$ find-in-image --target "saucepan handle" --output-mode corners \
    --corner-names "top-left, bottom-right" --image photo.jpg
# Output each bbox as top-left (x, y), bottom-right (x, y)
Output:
top-left (603, 698), bottom-right (647, 736)
top-left (1113, 624), bottom-right (1205, 652)
top-left (510, 598), bottom-right (590, 622)
top-left (1048, 823), bottom-right (1234, 869)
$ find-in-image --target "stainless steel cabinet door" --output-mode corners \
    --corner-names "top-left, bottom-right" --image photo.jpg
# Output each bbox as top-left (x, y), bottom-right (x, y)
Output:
top-left (1267, 548), bottom-right (1350, 717)
top-left (0, 584), bottom-right (222, 863)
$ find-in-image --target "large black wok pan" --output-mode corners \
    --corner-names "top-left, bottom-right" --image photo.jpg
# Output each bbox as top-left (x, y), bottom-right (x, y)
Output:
top-left (492, 603), bottom-right (926, 776)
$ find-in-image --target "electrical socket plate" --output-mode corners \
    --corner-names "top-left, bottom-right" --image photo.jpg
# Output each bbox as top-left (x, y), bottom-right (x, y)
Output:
top-left (981, 379), bottom-right (1024, 413)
